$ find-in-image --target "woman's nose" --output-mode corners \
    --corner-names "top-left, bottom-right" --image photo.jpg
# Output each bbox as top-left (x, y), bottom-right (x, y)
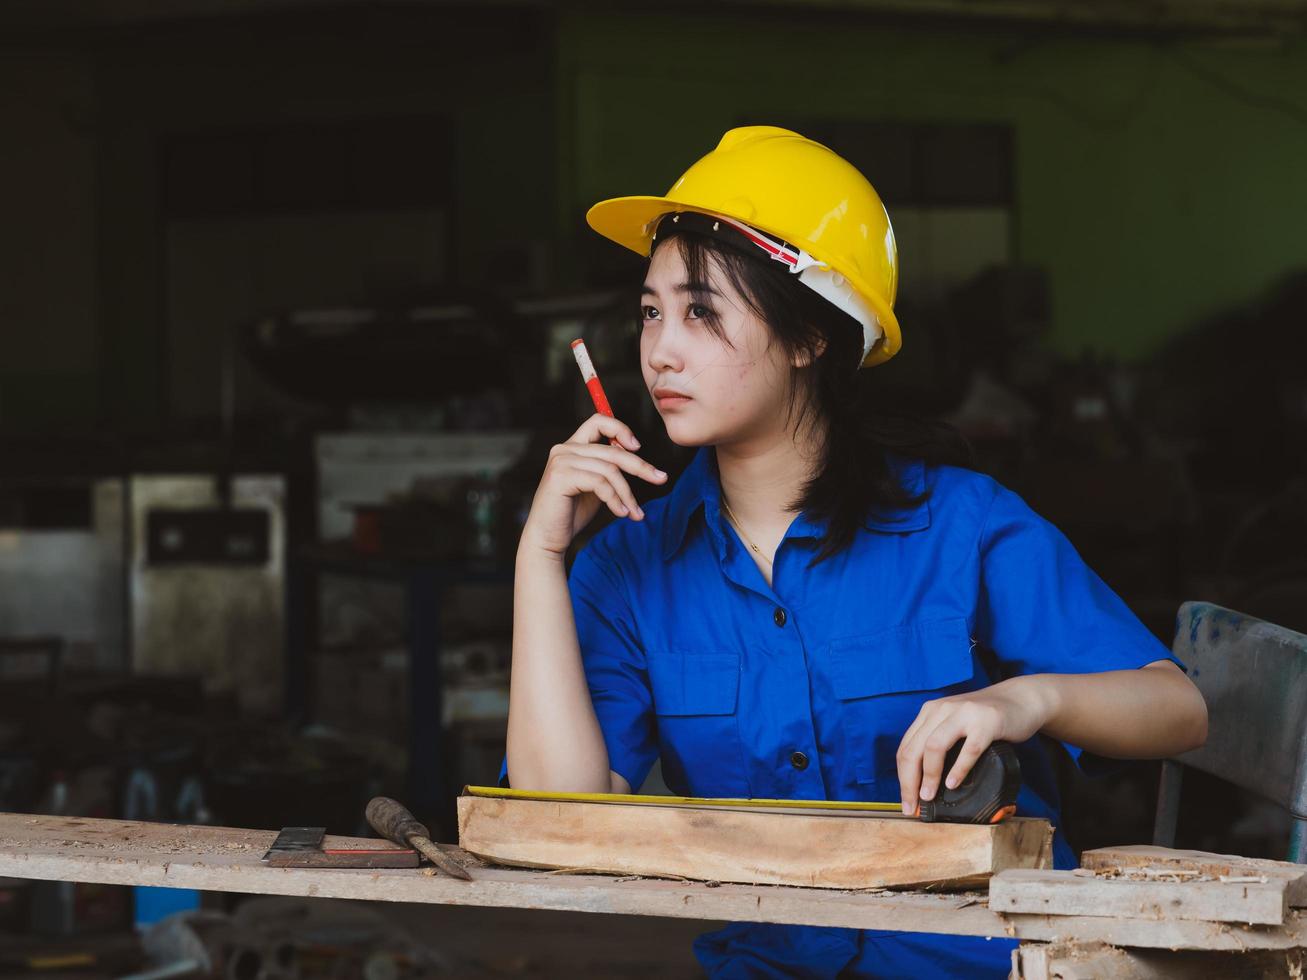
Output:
top-left (646, 322), bottom-right (684, 374)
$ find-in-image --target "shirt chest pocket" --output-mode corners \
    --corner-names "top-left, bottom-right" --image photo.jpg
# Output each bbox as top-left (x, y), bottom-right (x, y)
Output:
top-left (827, 617), bottom-right (978, 797)
top-left (645, 649), bottom-right (750, 798)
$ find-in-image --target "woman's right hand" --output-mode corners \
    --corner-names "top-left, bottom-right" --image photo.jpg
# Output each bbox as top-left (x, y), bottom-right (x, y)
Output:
top-left (518, 413), bottom-right (668, 559)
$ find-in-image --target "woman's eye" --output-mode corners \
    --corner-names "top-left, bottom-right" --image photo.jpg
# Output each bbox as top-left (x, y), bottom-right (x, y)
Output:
top-left (640, 305), bottom-right (660, 320)
top-left (688, 304), bottom-right (713, 319)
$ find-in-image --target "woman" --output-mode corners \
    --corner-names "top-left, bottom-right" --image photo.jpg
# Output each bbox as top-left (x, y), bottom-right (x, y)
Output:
top-left (503, 127), bottom-right (1207, 978)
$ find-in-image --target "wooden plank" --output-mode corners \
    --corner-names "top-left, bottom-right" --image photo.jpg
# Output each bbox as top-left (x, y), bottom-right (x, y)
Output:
top-left (4, 814), bottom-right (1307, 951)
top-left (991, 869), bottom-right (1288, 926)
top-left (456, 795), bottom-right (1052, 890)
top-left (1005, 911), bottom-right (1307, 952)
top-left (1013, 941), bottom-right (1141, 980)
top-left (1081, 845), bottom-right (1307, 908)
top-left (0, 813), bottom-right (1001, 937)
top-left (1013, 940), bottom-right (1307, 979)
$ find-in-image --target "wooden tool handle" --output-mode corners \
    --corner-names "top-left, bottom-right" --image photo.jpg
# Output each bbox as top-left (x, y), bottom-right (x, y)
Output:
top-left (365, 796), bottom-right (472, 881)
top-left (366, 796), bottom-right (429, 847)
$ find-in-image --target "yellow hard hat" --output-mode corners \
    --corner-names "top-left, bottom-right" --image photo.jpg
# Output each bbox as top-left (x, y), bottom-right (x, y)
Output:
top-left (586, 125), bottom-right (900, 368)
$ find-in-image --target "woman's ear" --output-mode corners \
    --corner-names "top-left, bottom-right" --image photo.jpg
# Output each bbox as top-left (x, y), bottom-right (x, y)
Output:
top-left (791, 337), bottom-right (827, 369)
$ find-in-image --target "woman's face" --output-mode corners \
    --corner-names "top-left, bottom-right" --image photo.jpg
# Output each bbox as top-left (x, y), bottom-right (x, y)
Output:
top-left (640, 241), bottom-right (797, 449)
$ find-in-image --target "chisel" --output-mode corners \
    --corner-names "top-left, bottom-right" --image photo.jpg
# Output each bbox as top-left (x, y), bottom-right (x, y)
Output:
top-left (365, 797), bottom-right (473, 881)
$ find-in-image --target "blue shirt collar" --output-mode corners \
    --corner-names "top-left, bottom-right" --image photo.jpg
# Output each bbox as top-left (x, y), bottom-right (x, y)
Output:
top-left (660, 446), bottom-right (932, 561)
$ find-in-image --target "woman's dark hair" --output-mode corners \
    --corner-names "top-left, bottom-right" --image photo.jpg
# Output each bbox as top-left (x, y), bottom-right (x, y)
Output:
top-left (649, 227), bottom-right (974, 566)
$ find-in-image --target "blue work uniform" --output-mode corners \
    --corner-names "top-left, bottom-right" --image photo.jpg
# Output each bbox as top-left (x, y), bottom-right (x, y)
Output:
top-left (500, 447), bottom-right (1185, 978)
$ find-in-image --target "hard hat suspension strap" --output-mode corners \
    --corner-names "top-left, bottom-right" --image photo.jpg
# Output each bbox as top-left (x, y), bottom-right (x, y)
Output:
top-left (650, 210), bottom-right (882, 365)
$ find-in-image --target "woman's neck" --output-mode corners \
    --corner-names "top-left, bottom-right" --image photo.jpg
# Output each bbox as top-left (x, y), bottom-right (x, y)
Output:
top-left (714, 427), bottom-right (824, 534)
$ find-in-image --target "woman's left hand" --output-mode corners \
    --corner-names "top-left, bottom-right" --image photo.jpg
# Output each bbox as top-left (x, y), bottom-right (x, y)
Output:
top-left (895, 676), bottom-right (1054, 816)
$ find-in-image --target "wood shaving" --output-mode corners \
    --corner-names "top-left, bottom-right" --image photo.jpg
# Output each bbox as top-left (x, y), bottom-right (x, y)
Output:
top-left (840, 886), bottom-right (896, 895)
top-left (1080, 865), bottom-right (1219, 885)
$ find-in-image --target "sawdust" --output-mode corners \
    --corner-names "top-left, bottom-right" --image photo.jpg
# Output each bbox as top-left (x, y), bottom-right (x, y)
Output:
top-left (0, 830), bottom-right (267, 858)
top-left (0, 837), bottom-right (109, 851)
top-left (1079, 864), bottom-right (1240, 886)
top-left (537, 866), bottom-right (699, 882)
top-left (840, 886), bottom-right (897, 895)
top-left (1289, 949), bottom-right (1304, 978)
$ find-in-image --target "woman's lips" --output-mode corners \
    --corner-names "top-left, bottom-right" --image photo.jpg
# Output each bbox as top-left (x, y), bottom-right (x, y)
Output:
top-left (653, 390), bottom-right (692, 408)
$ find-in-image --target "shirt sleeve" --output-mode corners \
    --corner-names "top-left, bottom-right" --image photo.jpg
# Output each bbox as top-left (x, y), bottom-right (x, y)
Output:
top-left (974, 480), bottom-right (1187, 776)
top-left (498, 535), bottom-right (659, 792)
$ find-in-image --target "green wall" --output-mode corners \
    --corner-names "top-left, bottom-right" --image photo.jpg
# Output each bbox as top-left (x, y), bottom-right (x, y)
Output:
top-left (5, 9), bottom-right (1306, 435)
top-left (556, 12), bottom-right (1307, 360)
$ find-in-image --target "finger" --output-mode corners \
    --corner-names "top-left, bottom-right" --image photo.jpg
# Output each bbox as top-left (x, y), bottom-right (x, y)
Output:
top-left (569, 466), bottom-right (628, 517)
top-left (945, 732), bottom-right (993, 791)
top-left (548, 451), bottom-right (638, 518)
top-left (898, 698), bottom-right (941, 755)
top-left (918, 721), bottom-right (968, 804)
top-left (565, 443), bottom-right (667, 486)
top-left (569, 458), bottom-right (642, 519)
top-left (896, 723), bottom-right (929, 816)
top-left (895, 701), bottom-right (944, 814)
top-left (896, 747), bottom-right (920, 817)
top-left (568, 413), bottom-right (641, 452)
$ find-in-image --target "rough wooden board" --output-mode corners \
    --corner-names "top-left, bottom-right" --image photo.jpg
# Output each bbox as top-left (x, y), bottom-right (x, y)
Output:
top-left (457, 795), bottom-right (1052, 890)
top-left (1081, 845), bottom-right (1307, 908)
top-left (999, 911), bottom-right (1307, 952)
top-left (991, 869), bottom-right (1288, 926)
top-left (1012, 940), bottom-right (1307, 979)
top-left (4, 814), bottom-right (1307, 951)
top-left (0, 813), bottom-right (997, 934)
top-left (1012, 941), bottom-right (1143, 980)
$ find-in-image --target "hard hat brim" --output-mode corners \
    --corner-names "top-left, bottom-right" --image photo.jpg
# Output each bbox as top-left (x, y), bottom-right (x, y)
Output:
top-left (585, 196), bottom-right (670, 257)
top-left (585, 195), bottom-right (901, 367)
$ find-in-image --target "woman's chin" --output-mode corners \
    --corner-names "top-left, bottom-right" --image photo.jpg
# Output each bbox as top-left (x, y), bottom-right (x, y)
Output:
top-left (661, 420), bottom-right (714, 449)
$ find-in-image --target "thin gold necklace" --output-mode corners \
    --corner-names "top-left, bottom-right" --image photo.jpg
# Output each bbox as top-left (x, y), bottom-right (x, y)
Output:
top-left (720, 495), bottom-right (773, 567)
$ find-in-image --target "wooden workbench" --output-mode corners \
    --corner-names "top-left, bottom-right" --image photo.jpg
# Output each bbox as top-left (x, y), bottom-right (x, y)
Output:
top-left (2, 812), bottom-right (1306, 960)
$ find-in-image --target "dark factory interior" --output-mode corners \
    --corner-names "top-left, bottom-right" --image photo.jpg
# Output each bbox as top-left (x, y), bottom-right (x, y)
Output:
top-left (1, 1), bottom-right (1306, 976)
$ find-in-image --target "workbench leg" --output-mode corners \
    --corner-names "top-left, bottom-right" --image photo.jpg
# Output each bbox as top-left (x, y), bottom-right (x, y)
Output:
top-left (1011, 940), bottom-right (1306, 979)
top-left (406, 568), bottom-right (452, 839)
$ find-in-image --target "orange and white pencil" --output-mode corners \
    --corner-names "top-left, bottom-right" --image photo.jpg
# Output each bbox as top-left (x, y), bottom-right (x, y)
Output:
top-left (570, 338), bottom-right (613, 418)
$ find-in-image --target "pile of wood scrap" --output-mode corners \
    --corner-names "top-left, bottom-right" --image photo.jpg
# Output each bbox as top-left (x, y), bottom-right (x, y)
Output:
top-left (992, 844), bottom-right (1307, 927)
top-left (1012, 939), bottom-right (1305, 980)
top-left (456, 786), bottom-right (1053, 890)
top-left (999, 845), bottom-right (1307, 978)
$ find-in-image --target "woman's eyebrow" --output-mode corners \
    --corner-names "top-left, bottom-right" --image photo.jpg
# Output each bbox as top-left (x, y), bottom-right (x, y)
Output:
top-left (640, 281), bottom-right (723, 297)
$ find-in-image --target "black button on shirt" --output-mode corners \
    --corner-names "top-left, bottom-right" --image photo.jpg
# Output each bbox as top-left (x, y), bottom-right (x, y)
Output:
top-left (773, 607), bottom-right (787, 627)
top-left (790, 751), bottom-right (809, 771)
